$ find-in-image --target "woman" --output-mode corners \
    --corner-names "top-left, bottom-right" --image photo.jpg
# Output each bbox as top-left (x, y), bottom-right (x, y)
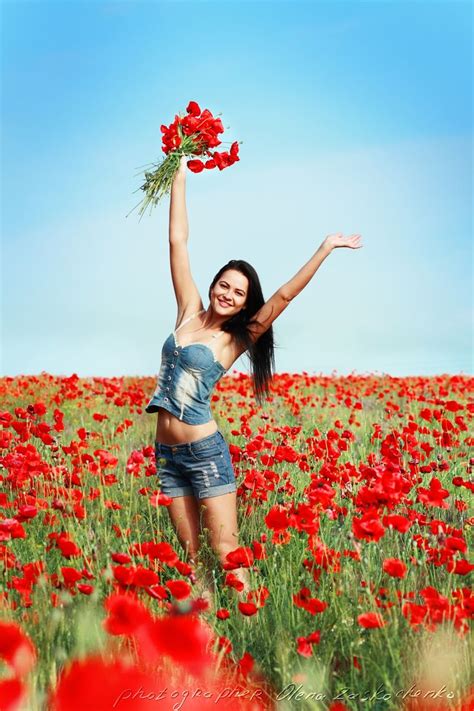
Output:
top-left (145, 156), bottom-right (362, 602)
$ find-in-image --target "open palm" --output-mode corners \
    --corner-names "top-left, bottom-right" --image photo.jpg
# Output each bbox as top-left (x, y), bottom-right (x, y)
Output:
top-left (324, 233), bottom-right (363, 251)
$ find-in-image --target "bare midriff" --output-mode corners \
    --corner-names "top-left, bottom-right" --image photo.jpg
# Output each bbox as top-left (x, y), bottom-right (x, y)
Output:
top-left (155, 407), bottom-right (219, 445)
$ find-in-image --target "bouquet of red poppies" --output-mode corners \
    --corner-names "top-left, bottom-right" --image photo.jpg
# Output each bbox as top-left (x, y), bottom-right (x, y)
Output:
top-left (129, 100), bottom-right (241, 219)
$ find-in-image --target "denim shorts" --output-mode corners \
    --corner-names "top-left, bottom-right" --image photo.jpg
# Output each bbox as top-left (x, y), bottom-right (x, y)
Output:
top-left (154, 430), bottom-right (237, 499)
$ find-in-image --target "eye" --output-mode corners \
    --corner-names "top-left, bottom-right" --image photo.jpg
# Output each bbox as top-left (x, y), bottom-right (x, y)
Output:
top-left (219, 281), bottom-right (246, 297)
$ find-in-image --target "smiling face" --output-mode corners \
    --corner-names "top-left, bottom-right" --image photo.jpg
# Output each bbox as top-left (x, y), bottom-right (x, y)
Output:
top-left (211, 269), bottom-right (249, 317)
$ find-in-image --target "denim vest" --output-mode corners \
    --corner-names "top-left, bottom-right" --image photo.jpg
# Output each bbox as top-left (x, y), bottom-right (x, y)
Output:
top-left (145, 310), bottom-right (228, 424)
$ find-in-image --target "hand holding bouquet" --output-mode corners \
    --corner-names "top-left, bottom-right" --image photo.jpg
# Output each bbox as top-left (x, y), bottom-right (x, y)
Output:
top-left (129, 100), bottom-right (241, 219)
top-left (175, 155), bottom-right (188, 181)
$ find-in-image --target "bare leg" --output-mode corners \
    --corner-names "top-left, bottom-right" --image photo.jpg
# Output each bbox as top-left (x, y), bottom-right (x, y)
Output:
top-left (199, 492), bottom-right (251, 594)
top-left (166, 496), bottom-right (215, 607)
top-left (167, 495), bottom-right (201, 563)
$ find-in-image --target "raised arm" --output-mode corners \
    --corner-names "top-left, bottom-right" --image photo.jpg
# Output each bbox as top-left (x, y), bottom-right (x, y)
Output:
top-left (247, 233), bottom-right (362, 344)
top-left (169, 157), bottom-right (203, 326)
top-left (279, 233), bottom-right (362, 300)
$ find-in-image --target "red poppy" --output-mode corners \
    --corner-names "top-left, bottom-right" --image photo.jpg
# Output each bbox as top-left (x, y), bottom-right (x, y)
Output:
top-left (150, 492), bottom-right (172, 507)
top-left (61, 567), bottom-right (83, 586)
top-left (165, 579), bottom-right (191, 600)
top-left (48, 656), bottom-right (167, 711)
top-left (110, 552), bottom-right (131, 564)
top-left (352, 512), bottom-right (386, 542)
top-left (76, 584), bottom-right (94, 595)
top-left (238, 602), bottom-right (258, 616)
top-left (264, 504), bottom-right (291, 531)
top-left (132, 566), bottom-right (159, 588)
top-left (382, 514), bottom-right (412, 533)
top-left (224, 546), bottom-right (254, 569)
top-left (237, 651), bottom-right (254, 677)
top-left (216, 608), bottom-right (230, 620)
top-left (0, 678), bottom-right (26, 711)
top-left (357, 612), bottom-right (386, 628)
top-left (0, 621), bottom-right (36, 676)
top-left (296, 637), bottom-right (313, 657)
top-left (186, 100), bottom-right (201, 116)
top-left (416, 477), bottom-right (450, 508)
top-left (103, 592), bottom-right (153, 636)
top-left (146, 584), bottom-right (168, 600)
top-left (446, 558), bottom-right (474, 575)
top-left (187, 159), bottom-right (205, 173)
top-left (224, 572), bottom-right (245, 592)
top-left (382, 558), bottom-right (408, 578)
top-left (56, 537), bottom-right (81, 559)
top-left (143, 614), bottom-right (216, 676)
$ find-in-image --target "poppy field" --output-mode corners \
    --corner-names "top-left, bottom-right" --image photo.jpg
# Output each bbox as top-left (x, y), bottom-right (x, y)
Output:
top-left (0, 370), bottom-right (473, 711)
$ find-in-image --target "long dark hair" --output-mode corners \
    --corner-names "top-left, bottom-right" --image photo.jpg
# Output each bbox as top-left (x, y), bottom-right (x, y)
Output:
top-left (208, 259), bottom-right (276, 407)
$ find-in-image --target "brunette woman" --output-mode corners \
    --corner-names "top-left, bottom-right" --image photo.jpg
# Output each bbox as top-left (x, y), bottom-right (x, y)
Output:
top-left (145, 155), bottom-right (362, 601)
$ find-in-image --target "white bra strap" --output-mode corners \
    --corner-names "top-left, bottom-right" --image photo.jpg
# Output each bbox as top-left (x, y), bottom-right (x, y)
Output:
top-left (175, 309), bottom-right (205, 333)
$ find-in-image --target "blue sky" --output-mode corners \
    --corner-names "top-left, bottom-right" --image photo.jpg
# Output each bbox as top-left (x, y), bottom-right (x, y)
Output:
top-left (2, 0), bottom-right (472, 379)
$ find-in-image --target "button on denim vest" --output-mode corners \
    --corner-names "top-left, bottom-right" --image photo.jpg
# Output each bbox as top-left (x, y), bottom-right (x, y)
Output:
top-left (145, 310), bottom-right (228, 424)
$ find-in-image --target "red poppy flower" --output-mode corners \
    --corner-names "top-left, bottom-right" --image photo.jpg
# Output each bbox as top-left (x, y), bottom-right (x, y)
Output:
top-left (238, 602), bottom-right (258, 616)
top-left (353, 512), bottom-right (386, 542)
top-left (61, 567), bottom-right (83, 586)
top-left (187, 159), bottom-right (205, 173)
top-left (186, 100), bottom-right (201, 116)
top-left (357, 612), bottom-right (386, 628)
top-left (264, 504), bottom-right (291, 531)
top-left (146, 584), bottom-right (168, 600)
top-left (416, 477), bottom-right (450, 508)
top-left (110, 552), bottom-right (131, 564)
top-left (56, 537), bottom-right (81, 559)
top-left (143, 614), bottom-right (216, 676)
top-left (132, 566), bottom-right (159, 588)
top-left (0, 621), bottom-right (37, 676)
top-left (0, 678), bottom-right (26, 711)
top-left (224, 546), bottom-right (254, 569)
top-left (237, 651), bottom-right (254, 677)
top-left (224, 572), bottom-right (245, 592)
top-left (446, 558), bottom-right (474, 575)
top-left (383, 514), bottom-right (412, 533)
top-left (296, 637), bottom-right (313, 657)
top-left (76, 584), bottom-right (94, 595)
top-left (382, 558), bottom-right (408, 578)
top-left (48, 656), bottom-right (167, 711)
top-left (165, 579), bottom-right (191, 600)
top-left (103, 592), bottom-right (153, 636)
